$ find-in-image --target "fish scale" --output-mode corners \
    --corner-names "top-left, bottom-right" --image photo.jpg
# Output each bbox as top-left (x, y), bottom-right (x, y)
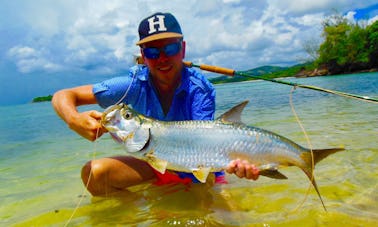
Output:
top-left (102, 100), bottom-right (344, 210)
top-left (148, 121), bottom-right (303, 171)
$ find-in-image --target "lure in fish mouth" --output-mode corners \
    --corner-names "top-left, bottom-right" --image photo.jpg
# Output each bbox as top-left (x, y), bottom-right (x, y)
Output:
top-left (102, 101), bottom-right (345, 211)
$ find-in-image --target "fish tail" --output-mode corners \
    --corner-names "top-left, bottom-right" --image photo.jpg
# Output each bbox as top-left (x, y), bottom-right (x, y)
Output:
top-left (309, 147), bottom-right (345, 166)
top-left (300, 147), bottom-right (345, 211)
top-left (302, 167), bottom-right (327, 211)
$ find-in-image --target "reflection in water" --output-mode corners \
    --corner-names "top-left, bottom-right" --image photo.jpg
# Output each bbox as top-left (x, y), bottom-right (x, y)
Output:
top-left (85, 183), bottom-right (240, 226)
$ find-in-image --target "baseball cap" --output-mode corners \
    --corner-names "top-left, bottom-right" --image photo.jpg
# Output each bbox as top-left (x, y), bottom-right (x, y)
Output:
top-left (136, 12), bottom-right (183, 45)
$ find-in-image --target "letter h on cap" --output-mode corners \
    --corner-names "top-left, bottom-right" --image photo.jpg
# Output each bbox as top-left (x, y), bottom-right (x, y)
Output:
top-left (147, 15), bottom-right (167, 34)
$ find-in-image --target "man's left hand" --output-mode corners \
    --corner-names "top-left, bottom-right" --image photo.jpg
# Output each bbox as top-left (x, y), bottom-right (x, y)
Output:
top-left (226, 159), bottom-right (259, 180)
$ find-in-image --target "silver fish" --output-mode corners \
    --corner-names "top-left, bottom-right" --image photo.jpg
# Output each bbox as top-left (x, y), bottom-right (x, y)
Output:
top-left (102, 101), bottom-right (344, 210)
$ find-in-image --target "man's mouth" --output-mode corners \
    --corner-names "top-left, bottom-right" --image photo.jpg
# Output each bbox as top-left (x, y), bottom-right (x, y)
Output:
top-left (158, 65), bottom-right (172, 72)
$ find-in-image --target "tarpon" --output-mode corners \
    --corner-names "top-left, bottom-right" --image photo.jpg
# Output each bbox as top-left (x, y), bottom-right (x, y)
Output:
top-left (101, 101), bottom-right (344, 210)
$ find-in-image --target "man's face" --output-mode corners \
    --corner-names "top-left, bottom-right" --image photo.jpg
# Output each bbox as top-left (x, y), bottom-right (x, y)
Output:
top-left (141, 38), bottom-right (186, 86)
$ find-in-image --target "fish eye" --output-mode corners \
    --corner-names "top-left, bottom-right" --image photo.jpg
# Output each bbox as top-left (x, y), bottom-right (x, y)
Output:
top-left (124, 111), bottom-right (133, 119)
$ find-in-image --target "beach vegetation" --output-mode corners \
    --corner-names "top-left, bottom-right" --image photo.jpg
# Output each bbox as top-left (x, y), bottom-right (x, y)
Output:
top-left (316, 13), bottom-right (378, 74)
top-left (32, 95), bottom-right (53, 103)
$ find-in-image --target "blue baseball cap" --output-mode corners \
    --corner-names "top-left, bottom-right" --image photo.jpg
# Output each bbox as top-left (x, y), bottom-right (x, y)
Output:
top-left (136, 12), bottom-right (183, 45)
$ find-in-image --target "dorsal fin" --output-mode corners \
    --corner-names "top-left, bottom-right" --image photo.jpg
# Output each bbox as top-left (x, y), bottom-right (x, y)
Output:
top-left (216, 100), bottom-right (249, 123)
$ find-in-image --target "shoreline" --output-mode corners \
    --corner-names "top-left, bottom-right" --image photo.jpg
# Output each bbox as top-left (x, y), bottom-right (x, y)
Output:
top-left (295, 66), bottom-right (378, 78)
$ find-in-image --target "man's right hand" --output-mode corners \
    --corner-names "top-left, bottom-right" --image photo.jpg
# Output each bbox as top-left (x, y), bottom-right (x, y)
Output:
top-left (68, 110), bottom-right (106, 141)
top-left (52, 85), bottom-right (106, 141)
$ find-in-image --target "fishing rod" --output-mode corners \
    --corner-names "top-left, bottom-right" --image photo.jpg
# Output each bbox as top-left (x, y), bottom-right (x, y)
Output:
top-left (183, 61), bottom-right (378, 104)
top-left (134, 56), bottom-right (378, 103)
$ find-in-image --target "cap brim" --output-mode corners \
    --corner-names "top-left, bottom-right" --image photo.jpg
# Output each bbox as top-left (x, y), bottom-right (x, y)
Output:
top-left (136, 32), bottom-right (183, 45)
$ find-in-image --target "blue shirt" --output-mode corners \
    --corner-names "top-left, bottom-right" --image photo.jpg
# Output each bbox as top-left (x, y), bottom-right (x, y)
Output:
top-left (93, 65), bottom-right (215, 121)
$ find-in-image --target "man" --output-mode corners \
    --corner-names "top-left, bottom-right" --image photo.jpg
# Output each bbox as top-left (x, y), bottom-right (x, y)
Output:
top-left (52, 12), bottom-right (259, 196)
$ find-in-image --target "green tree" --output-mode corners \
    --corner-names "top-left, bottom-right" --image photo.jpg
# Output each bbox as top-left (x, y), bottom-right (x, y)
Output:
top-left (346, 24), bottom-right (369, 64)
top-left (317, 14), bottom-right (350, 66)
top-left (367, 20), bottom-right (378, 67)
top-left (316, 13), bottom-right (374, 73)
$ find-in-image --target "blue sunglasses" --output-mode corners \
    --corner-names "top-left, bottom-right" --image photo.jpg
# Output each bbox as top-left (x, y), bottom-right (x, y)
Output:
top-left (142, 42), bottom-right (182, 59)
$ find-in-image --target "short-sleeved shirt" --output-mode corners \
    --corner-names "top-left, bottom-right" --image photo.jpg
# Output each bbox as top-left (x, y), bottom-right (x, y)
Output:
top-left (93, 65), bottom-right (222, 184)
top-left (93, 65), bottom-right (215, 121)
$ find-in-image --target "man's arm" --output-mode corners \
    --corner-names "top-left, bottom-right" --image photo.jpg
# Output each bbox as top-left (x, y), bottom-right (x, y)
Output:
top-left (51, 85), bottom-right (105, 141)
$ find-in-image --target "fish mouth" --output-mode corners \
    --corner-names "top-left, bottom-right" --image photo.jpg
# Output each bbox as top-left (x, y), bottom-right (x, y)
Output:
top-left (101, 104), bottom-right (124, 127)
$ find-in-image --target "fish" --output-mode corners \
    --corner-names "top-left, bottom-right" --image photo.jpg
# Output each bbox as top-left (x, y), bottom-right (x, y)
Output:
top-left (101, 100), bottom-right (344, 210)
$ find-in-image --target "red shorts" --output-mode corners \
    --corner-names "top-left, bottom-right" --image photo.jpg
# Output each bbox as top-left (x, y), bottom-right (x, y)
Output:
top-left (151, 168), bottom-right (227, 185)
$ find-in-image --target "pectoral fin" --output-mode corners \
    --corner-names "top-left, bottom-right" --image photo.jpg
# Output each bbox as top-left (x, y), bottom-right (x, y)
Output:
top-left (192, 167), bottom-right (211, 183)
top-left (145, 152), bottom-right (168, 174)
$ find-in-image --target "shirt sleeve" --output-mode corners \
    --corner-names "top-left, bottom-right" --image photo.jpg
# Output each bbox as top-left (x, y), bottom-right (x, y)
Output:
top-left (93, 76), bottom-right (130, 108)
top-left (93, 69), bottom-right (143, 109)
top-left (93, 65), bottom-right (147, 109)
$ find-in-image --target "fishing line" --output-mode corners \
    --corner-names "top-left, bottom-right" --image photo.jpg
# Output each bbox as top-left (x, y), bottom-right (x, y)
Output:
top-left (115, 67), bottom-right (137, 105)
top-left (64, 126), bottom-right (101, 227)
top-left (65, 64), bottom-right (137, 226)
top-left (287, 87), bottom-right (318, 213)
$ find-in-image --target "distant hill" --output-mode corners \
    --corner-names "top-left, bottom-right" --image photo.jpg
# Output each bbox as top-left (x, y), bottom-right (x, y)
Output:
top-left (209, 65), bottom-right (289, 84)
top-left (242, 65), bottom-right (287, 75)
top-left (208, 63), bottom-right (318, 84)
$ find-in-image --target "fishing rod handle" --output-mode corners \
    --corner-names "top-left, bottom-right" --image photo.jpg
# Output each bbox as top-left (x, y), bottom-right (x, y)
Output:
top-left (184, 61), bottom-right (235, 76)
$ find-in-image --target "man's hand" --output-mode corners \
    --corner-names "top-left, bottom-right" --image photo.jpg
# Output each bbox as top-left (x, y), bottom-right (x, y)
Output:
top-left (226, 159), bottom-right (259, 180)
top-left (68, 110), bottom-right (107, 141)
top-left (52, 85), bottom-right (106, 141)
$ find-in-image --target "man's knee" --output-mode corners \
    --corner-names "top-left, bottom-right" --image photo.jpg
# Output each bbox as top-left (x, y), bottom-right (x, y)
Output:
top-left (81, 160), bottom-right (108, 196)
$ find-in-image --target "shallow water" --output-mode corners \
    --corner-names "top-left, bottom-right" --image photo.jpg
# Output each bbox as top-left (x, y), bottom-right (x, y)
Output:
top-left (0, 72), bottom-right (377, 226)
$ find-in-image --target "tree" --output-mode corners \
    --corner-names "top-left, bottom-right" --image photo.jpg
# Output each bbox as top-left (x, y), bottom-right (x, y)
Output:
top-left (346, 24), bottom-right (368, 64)
top-left (317, 14), bottom-right (347, 63)
top-left (302, 37), bottom-right (321, 62)
top-left (316, 13), bottom-right (373, 73)
top-left (367, 20), bottom-right (378, 68)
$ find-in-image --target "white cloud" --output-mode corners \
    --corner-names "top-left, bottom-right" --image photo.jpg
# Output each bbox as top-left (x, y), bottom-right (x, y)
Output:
top-left (7, 46), bottom-right (62, 73)
top-left (369, 15), bottom-right (378, 24)
top-left (2, 0), bottom-right (378, 76)
top-left (7, 46), bottom-right (36, 59)
top-left (345, 11), bottom-right (357, 23)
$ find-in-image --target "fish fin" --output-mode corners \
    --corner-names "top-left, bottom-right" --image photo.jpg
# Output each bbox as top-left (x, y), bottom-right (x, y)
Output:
top-left (148, 159), bottom-right (168, 174)
top-left (299, 147), bottom-right (344, 212)
top-left (145, 152), bottom-right (168, 174)
top-left (192, 167), bottom-right (211, 183)
top-left (216, 100), bottom-right (249, 123)
top-left (305, 147), bottom-right (345, 166)
top-left (259, 169), bottom-right (288, 179)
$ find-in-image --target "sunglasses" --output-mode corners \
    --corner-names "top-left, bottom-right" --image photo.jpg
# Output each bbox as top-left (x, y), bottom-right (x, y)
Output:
top-left (142, 42), bottom-right (182, 59)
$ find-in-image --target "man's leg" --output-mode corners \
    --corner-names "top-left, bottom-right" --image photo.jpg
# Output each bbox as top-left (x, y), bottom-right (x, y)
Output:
top-left (81, 156), bottom-right (156, 196)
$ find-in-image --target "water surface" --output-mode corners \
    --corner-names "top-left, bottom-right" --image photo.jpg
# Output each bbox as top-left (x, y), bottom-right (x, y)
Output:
top-left (0, 72), bottom-right (377, 226)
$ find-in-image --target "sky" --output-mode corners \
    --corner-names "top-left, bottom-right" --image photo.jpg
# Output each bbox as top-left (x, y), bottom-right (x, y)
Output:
top-left (1, 0), bottom-right (377, 106)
